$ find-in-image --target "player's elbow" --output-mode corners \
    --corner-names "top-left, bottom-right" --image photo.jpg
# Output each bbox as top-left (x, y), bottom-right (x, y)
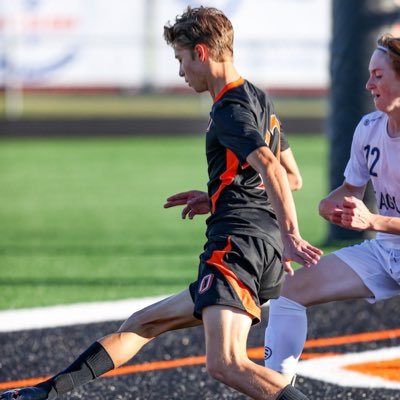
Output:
top-left (288, 173), bottom-right (303, 191)
top-left (318, 198), bottom-right (329, 219)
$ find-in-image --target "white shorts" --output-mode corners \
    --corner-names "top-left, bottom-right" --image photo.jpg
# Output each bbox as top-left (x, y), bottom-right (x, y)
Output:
top-left (334, 239), bottom-right (400, 303)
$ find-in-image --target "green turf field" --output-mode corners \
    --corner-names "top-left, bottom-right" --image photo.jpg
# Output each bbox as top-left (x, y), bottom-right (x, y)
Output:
top-left (0, 134), bottom-right (331, 310)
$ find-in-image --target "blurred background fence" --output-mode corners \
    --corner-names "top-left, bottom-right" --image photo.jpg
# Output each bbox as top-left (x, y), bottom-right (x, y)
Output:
top-left (0, 0), bottom-right (330, 131)
top-left (0, 0), bottom-right (330, 93)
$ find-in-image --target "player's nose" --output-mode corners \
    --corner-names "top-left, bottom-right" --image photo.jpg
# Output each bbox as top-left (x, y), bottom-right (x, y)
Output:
top-left (365, 75), bottom-right (374, 91)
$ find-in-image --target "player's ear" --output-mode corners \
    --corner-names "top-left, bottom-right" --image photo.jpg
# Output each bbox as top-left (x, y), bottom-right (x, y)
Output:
top-left (194, 44), bottom-right (208, 61)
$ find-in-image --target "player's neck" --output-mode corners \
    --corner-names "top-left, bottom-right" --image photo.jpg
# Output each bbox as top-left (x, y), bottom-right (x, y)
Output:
top-left (207, 62), bottom-right (241, 100)
top-left (387, 110), bottom-right (400, 138)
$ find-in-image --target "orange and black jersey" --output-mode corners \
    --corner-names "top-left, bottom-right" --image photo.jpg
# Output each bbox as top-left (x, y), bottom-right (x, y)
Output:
top-left (205, 78), bottom-right (289, 254)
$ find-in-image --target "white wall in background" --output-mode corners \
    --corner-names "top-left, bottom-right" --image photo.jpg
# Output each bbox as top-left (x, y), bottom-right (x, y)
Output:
top-left (0, 0), bottom-right (331, 90)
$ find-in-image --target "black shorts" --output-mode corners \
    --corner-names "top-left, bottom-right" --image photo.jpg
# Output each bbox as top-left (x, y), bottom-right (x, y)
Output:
top-left (189, 234), bottom-right (284, 324)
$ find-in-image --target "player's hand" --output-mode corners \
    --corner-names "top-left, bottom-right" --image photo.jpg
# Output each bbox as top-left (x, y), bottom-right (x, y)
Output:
top-left (164, 190), bottom-right (210, 219)
top-left (319, 198), bottom-right (343, 225)
top-left (281, 234), bottom-right (323, 276)
top-left (340, 196), bottom-right (374, 231)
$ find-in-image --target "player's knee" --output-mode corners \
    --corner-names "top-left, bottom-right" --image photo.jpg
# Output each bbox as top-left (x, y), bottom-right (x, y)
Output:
top-left (206, 359), bottom-right (229, 383)
top-left (280, 278), bottom-right (311, 306)
top-left (206, 355), bottom-right (244, 385)
top-left (118, 309), bottom-right (166, 338)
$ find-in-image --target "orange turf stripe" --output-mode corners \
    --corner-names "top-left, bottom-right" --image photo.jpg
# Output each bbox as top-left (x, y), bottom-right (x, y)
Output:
top-left (300, 352), bottom-right (339, 360)
top-left (246, 347), bottom-right (264, 359)
top-left (0, 377), bottom-right (50, 390)
top-left (1, 328), bottom-right (400, 391)
top-left (213, 77), bottom-right (245, 103)
top-left (304, 328), bottom-right (400, 349)
top-left (0, 357), bottom-right (208, 391)
top-left (246, 347), bottom-right (339, 360)
top-left (104, 355), bottom-right (206, 377)
top-left (344, 358), bottom-right (400, 382)
top-left (0, 351), bottom-right (342, 391)
top-left (206, 238), bottom-right (261, 321)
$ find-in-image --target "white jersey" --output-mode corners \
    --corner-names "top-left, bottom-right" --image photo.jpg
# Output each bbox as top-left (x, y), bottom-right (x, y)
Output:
top-left (344, 110), bottom-right (400, 246)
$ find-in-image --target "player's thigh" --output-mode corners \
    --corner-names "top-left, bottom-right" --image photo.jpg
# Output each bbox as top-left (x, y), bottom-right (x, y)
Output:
top-left (202, 305), bottom-right (252, 364)
top-left (118, 288), bottom-right (201, 336)
top-left (281, 253), bottom-right (373, 306)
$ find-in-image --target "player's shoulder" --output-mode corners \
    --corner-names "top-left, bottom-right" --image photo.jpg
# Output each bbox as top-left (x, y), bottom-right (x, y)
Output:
top-left (215, 79), bottom-right (266, 104)
top-left (242, 80), bottom-right (274, 108)
top-left (215, 80), bottom-right (272, 115)
top-left (359, 110), bottom-right (386, 128)
top-left (353, 111), bottom-right (387, 146)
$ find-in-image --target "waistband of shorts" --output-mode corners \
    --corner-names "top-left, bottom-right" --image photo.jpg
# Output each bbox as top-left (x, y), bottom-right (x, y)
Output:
top-left (376, 239), bottom-right (400, 251)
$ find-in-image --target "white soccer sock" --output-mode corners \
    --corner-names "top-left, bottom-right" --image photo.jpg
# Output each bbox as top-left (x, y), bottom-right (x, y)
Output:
top-left (264, 296), bottom-right (307, 382)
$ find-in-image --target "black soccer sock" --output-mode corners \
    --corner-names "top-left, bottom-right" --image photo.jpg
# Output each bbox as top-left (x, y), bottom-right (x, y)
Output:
top-left (36, 341), bottom-right (115, 398)
top-left (276, 384), bottom-right (310, 400)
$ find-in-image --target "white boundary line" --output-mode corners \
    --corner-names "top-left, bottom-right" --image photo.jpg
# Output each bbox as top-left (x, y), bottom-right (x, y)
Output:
top-left (298, 346), bottom-right (400, 389)
top-left (0, 297), bottom-right (271, 333)
top-left (0, 296), bottom-right (170, 332)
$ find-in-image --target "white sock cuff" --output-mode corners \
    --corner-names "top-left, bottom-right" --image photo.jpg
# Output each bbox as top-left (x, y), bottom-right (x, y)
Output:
top-left (269, 296), bottom-right (306, 316)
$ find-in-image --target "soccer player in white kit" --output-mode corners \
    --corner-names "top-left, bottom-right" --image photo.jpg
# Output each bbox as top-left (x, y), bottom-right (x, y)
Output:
top-left (264, 33), bottom-right (400, 383)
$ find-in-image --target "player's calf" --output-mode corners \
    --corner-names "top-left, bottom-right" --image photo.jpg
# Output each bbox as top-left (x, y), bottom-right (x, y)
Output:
top-left (276, 384), bottom-right (309, 400)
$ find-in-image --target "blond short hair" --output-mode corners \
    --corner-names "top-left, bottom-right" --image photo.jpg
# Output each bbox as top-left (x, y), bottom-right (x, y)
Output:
top-left (164, 6), bottom-right (234, 62)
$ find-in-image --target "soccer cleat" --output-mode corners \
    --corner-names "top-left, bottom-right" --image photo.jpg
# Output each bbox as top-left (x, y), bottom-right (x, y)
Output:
top-left (0, 387), bottom-right (48, 400)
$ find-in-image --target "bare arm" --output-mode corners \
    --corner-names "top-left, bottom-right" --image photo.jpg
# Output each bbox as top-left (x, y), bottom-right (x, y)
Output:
top-left (328, 185), bottom-right (400, 234)
top-left (247, 146), bottom-right (322, 274)
top-left (318, 181), bottom-right (366, 225)
top-left (280, 148), bottom-right (302, 191)
top-left (363, 211), bottom-right (400, 234)
top-left (318, 181), bottom-right (400, 234)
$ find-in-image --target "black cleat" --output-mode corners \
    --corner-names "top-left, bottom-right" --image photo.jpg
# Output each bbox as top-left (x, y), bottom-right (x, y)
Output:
top-left (0, 387), bottom-right (48, 400)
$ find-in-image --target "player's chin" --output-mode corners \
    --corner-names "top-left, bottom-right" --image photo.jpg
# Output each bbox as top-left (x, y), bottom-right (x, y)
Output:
top-left (193, 87), bottom-right (207, 94)
top-left (373, 100), bottom-right (390, 113)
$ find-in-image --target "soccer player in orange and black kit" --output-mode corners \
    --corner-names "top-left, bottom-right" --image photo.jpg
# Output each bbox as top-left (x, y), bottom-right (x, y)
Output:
top-left (0, 6), bottom-right (322, 400)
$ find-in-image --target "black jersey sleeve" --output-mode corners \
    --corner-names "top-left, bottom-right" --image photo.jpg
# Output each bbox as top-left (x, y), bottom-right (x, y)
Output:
top-left (280, 126), bottom-right (290, 152)
top-left (212, 102), bottom-right (267, 165)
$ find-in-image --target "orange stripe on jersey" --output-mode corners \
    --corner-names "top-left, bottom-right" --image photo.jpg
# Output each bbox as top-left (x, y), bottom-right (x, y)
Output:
top-left (269, 114), bottom-right (281, 132)
top-left (269, 114), bottom-right (281, 161)
top-left (265, 131), bottom-right (271, 146)
top-left (214, 77), bottom-right (245, 103)
top-left (210, 149), bottom-right (239, 213)
top-left (206, 237), bottom-right (261, 321)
